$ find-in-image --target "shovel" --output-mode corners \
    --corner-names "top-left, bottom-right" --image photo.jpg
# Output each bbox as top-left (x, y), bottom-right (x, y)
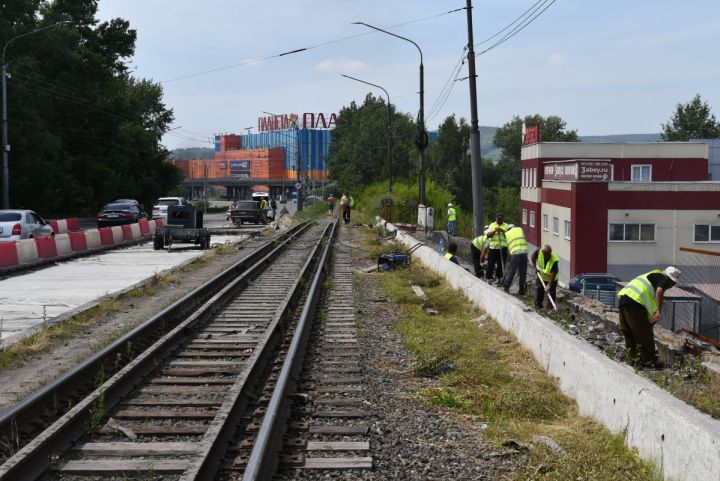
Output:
top-left (536, 270), bottom-right (558, 311)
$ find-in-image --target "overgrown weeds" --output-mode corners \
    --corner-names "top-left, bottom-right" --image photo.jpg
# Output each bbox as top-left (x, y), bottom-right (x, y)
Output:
top-left (366, 232), bottom-right (661, 481)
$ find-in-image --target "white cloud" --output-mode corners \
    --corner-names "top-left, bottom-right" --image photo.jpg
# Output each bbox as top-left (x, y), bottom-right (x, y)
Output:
top-left (315, 58), bottom-right (368, 72)
top-left (548, 54), bottom-right (568, 66)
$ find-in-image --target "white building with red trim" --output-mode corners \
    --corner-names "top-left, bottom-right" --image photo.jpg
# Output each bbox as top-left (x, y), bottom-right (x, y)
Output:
top-left (519, 140), bottom-right (720, 283)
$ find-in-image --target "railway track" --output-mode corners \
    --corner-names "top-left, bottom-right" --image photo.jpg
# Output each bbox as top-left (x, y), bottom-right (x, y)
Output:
top-left (0, 219), bottom-right (340, 481)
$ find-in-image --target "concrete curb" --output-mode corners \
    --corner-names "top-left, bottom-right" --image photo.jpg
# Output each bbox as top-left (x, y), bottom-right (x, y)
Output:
top-left (378, 217), bottom-right (720, 481)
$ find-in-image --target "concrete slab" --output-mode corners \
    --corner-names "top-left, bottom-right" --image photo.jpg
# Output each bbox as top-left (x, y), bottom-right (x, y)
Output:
top-left (378, 217), bottom-right (720, 481)
top-left (0, 235), bottom-right (243, 343)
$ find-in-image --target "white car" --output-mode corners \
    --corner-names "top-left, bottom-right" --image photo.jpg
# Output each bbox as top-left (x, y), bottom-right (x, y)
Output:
top-left (0, 210), bottom-right (55, 242)
top-left (152, 197), bottom-right (189, 220)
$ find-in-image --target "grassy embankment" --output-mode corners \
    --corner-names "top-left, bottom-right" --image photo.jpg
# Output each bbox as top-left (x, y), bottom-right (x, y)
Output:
top-left (360, 227), bottom-right (661, 481)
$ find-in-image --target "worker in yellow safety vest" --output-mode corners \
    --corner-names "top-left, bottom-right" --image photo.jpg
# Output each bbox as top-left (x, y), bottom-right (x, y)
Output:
top-left (502, 225), bottom-right (528, 295)
top-left (531, 244), bottom-right (559, 308)
top-left (617, 267), bottom-right (681, 367)
top-left (470, 226), bottom-right (489, 277)
top-left (484, 213), bottom-right (509, 283)
top-left (446, 203), bottom-right (457, 236)
top-left (443, 241), bottom-right (459, 265)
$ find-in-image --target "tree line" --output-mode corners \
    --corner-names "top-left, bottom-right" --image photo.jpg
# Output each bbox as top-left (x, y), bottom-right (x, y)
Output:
top-left (327, 93), bottom-right (719, 233)
top-left (0, 1), bottom-right (180, 216)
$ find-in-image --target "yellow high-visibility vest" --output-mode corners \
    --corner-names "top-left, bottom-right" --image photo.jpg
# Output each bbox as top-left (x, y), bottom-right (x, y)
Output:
top-left (447, 207), bottom-right (457, 222)
top-left (505, 227), bottom-right (528, 255)
top-left (472, 235), bottom-right (486, 250)
top-left (617, 269), bottom-right (663, 317)
top-left (485, 222), bottom-right (509, 248)
top-left (537, 250), bottom-right (560, 282)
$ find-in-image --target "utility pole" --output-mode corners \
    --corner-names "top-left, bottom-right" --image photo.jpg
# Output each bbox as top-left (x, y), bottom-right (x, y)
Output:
top-left (1, 63), bottom-right (8, 209)
top-left (466, 0), bottom-right (484, 235)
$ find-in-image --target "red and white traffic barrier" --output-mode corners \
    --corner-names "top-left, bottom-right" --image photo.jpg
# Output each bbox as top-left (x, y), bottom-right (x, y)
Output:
top-left (54, 234), bottom-right (72, 256)
top-left (110, 226), bottom-right (124, 245)
top-left (69, 230), bottom-right (89, 251)
top-left (0, 242), bottom-right (19, 268)
top-left (15, 239), bottom-right (39, 264)
top-left (34, 236), bottom-right (58, 259)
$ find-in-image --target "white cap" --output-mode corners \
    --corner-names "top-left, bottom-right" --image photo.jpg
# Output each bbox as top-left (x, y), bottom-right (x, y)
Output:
top-left (447, 203), bottom-right (453, 207)
top-left (507, 224), bottom-right (515, 229)
top-left (664, 266), bottom-right (682, 283)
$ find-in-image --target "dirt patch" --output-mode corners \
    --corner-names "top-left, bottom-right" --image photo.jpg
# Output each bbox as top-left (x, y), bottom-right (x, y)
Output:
top-left (0, 241), bottom-right (260, 412)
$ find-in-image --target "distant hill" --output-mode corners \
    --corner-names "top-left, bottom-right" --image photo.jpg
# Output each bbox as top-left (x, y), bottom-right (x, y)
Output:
top-left (170, 147), bottom-right (215, 160)
top-left (579, 133), bottom-right (662, 143)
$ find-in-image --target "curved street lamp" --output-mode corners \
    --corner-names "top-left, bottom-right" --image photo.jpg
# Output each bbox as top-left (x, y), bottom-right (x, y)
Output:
top-left (352, 21), bottom-right (426, 204)
top-left (2, 21), bottom-right (73, 209)
top-left (341, 74), bottom-right (393, 193)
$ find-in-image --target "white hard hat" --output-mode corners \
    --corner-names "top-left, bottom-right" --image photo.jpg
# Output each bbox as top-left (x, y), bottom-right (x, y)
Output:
top-left (664, 266), bottom-right (682, 283)
top-left (447, 203), bottom-right (453, 207)
top-left (507, 224), bottom-right (515, 229)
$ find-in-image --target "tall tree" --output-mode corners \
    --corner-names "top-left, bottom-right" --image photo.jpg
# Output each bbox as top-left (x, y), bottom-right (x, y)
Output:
top-left (0, 0), bottom-right (179, 215)
top-left (427, 115), bottom-right (472, 207)
top-left (661, 94), bottom-right (720, 141)
top-left (493, 114), bottom-right (579, 163)
top-left (326, 93), bottom-right (416, 192)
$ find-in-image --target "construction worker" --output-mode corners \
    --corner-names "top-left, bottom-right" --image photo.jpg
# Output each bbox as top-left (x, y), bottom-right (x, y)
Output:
top-left (470, 226), bottom-right (489, 278)
top-left (447, 203), bottom-right (457, 236)
top-left (531, 244), bottom-right (559, 309)
top-left (617, 267), bottom-right (681, 367)
top-left (502, 224), bottom-right (528, 295)
top-left (444, 241), bottom-right (459, 265)
top-left (340, 192), bottom-right (355, 225)
top-left (259, 196), bottom-right (269, 224)
top-left (485, 213), bottom-right (509, 284)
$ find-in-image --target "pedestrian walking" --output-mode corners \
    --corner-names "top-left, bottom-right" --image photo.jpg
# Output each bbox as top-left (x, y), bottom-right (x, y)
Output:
top-left (444, 241), bottom-right (459, 265)
top-left (340, 192), bottom-right (354, 225)
top-left (531, 244), bottom-right (559, 309)
top-left (485, 213), bottom-right (509, 284)
top-left (326, 193), bottom-right (336, 217)
top-left (447, 203), bottom-right (457, 236)
top-left (502, 224), bottom-right (528, 295)
top-left (270, 197), bottom-right (277, 220)
top-left (259, 196), bottom-right (269, 224)
top-left (617, 267), bottom-right (681, 367)
top-left (470, 226), bottom-right (489, 278)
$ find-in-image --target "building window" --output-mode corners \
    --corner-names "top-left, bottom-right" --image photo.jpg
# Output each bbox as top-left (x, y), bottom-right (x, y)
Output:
top-left (609, 223), bottom-right (656, 241)
top-left (532, 168), bottom-right (537, 187)
top-left (552, 217), bottom-right (559, 236)
top-left (522, 209), bottom-right (527, 225)
top-left (542, 214), bottom-right (549, 231)
top-left (631, 164), bottom-right (652, 182)
top-left (522, 169), bottom-right (527, 187)
top-left (694, 224), bottom-right (720, 242)
top-left (529, 211), bottom-right (536, 228)
top-left (564, 220), bottom-right (571, 240)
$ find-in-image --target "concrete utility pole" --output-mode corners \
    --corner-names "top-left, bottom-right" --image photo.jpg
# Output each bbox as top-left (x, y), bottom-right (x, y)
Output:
top-left (465, 0), bottom-right (484, 235)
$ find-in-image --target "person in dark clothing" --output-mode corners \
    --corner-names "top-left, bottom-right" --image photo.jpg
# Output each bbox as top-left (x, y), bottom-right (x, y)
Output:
top-left (531, 245), bottom-right (559, 309)
top-left (617, 267), bottom-right (680, 367)
top-left (485, 213), bottom-right (509, 284)
top-left (444, 241), bottom-right (459, 265)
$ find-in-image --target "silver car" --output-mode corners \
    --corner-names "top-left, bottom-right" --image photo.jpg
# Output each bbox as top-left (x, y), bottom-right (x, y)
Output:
top-left (152, 197), bottom-right (188, 220)
top-left (0, 210), bottom-right (55, 242)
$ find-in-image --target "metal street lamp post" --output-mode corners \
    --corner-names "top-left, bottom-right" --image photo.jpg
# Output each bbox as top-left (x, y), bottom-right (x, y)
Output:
top-left (353, 21), bottom-right (427, 205)
top-left (2, 21), bottom-right (72, 209)
top-left (341, 74), bottom-right (393, 194)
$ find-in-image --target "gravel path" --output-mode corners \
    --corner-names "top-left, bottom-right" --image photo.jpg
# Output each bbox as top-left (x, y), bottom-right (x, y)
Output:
top-left (282, 226), bottom-right (521, 480)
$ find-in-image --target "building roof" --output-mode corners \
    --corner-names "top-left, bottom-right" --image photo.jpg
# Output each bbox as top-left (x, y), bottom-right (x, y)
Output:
top-left (521, 141), bottom-right (709, 161)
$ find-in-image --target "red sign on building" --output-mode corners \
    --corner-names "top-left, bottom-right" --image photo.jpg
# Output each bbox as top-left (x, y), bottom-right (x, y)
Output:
top-left (258, 112), bottom-right (337, 132)
top-left (523, 124), bottom-right (541, 145)
top-left (544, 160), bottom-right (611, 181)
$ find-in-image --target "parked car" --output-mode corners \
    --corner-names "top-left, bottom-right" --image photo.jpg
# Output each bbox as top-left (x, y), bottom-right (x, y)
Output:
top-left (0, 210), bottom-right (54, 242)
top-left (229, 200), bottom-right (267, 225)
top-left (97, 202), bottom-right (147, 228)
top-left (152, 197), bottom-right (189, 220)
top-left (568, 273), bottom-right (621, 293)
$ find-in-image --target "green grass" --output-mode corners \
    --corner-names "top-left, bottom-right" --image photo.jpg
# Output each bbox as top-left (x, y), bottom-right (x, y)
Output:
top-left (365, 232), bottom-right (662, 481)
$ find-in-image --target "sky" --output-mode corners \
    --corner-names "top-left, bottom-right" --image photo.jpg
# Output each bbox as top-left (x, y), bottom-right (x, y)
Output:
top-left (95, 0), bottom-right (720, 150)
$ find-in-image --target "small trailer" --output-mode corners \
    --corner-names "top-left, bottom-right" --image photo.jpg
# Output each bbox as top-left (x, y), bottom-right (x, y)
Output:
top-left (153, 205), bottom-right (211, 250)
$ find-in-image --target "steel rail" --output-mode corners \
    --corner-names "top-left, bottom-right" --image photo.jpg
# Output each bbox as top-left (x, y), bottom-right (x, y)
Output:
top-left (184, 219), bottom-right (337, 481)
top-left (0, 221), bottom-right (315, 481)
top-left (242, 218), bottom-right (339, 480)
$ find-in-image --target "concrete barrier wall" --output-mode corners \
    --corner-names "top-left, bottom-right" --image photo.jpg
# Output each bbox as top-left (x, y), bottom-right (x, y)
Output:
top-left (148, 220), bottom-right (157, 236)
top-left (55, 234), bottom-right (72, 256)
top-left (110, 226), bottom-right (124, 245)
top-left (379, 219), bottom-right (720, 481)
top-left (130, 223), bottom-right (141, 240)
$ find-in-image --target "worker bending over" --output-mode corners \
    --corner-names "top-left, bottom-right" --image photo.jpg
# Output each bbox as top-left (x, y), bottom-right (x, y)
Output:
top-left (531, 244), bottom-right (559, 309)
top-left (502, 224), bottom-right (528, 295)
top-left (444, 241), bottom-right (459, 265)
top-left (470, 226), bottom-right (489, 278)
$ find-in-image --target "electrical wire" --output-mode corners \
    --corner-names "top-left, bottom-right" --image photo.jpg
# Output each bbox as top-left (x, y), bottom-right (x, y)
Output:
top-left (473, 0), bottom-right (546, 48)
top-left (426, 48), bottom-right (467, 123)
top-left (161, 6), bottom-right (465, 84)
top-left (475, 0), bottom-right (556, 58)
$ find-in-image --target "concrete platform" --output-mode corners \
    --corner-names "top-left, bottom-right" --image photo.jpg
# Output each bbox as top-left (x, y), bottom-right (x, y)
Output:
top-left (0, 235), bottom-right (243, 345)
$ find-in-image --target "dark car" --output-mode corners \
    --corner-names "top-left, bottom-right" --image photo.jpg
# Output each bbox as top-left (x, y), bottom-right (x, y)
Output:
top-left (229, 200), bottom-right (266, 225)
top-left (97, 202), bottom-right (147, 228)
top-left (568, 273), bottom-right (621, 293)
